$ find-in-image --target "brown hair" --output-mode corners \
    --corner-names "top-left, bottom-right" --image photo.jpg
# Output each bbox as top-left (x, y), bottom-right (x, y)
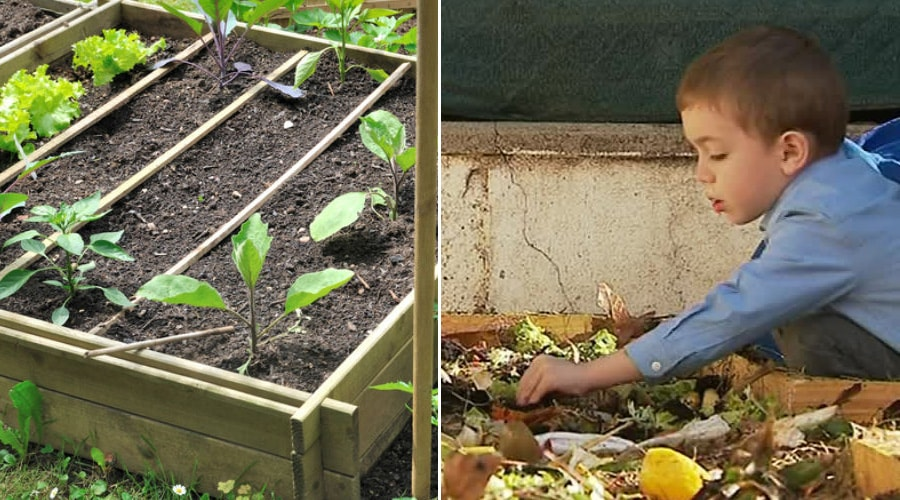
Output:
top-left (676, 26), bottom-right (848, 157)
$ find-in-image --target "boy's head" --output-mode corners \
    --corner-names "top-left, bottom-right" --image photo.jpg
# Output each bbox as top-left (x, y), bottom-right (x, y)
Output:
top-left (676, 26), bottom-right (848, 225)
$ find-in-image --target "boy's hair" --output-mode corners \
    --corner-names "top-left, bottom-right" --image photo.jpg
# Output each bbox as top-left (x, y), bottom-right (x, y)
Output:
top-left (676, 26), bottom-right (848, 157)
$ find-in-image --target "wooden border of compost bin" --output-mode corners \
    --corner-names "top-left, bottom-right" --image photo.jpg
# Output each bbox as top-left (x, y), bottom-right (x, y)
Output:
top-left (441, 313), bottom-right (900, 424)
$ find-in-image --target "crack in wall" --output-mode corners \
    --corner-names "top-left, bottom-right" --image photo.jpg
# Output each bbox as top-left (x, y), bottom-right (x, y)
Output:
top-left (495, 125), bottom-right (575, 312)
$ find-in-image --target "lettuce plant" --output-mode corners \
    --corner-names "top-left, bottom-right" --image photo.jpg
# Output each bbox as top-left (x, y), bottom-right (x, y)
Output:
top-left (0, 65), bottom-right (84, 155)
top-left (310, 109), bottom-right (415, 241)
top-left (292, 0), bottom-right (399, 86)
top-left (136, 213), bottom-right (354, 373)
top-left (154, 0), bottom-right (303, 98)
top-left (72, 29), bottom-right (167, 86)
top-left (0, 191), bottom-right (134, 326)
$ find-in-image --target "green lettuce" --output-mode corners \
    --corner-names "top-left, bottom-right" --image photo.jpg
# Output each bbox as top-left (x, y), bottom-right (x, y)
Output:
top-left (0, 65), bottom-right (84, 153)
top-left (72, 29), bottom-right (166, 86)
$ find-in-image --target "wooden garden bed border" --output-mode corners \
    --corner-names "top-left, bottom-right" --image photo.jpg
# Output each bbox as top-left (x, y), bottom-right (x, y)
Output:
top-left (0, 2), bottom-right (422, 498)
top-left (0, 4), bottom-right (90, 60)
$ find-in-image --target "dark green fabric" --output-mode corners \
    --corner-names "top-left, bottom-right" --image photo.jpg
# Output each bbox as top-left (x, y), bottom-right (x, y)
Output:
top-left (441, 1), bottom-right (900, 122)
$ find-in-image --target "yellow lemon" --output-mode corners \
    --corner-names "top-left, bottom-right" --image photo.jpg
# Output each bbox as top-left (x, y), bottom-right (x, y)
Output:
top-left (639, 447), bottom-right (710, 500)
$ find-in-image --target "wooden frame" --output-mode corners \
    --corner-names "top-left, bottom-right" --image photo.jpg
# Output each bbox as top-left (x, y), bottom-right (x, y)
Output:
top-left (0, 1), bottom-right (422, 498)
top-left (0, 3), bottom-right (92, 61)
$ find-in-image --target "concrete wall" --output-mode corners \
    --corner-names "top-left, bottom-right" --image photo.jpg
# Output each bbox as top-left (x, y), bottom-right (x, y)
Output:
top-left (440, 122), bottom-right (762, 316)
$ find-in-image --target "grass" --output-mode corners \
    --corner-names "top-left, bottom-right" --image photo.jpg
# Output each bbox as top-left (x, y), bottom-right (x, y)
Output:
top-left (0, 442), bottom-right (200, 500)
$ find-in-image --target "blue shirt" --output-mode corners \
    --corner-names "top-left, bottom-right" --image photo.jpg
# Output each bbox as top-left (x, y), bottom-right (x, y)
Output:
top-left (625, 145), bottom-right (900, 383)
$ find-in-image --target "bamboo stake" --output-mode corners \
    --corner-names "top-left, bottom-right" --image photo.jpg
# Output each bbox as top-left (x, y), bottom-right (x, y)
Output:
top-left (412, 0), bottom-right (437, 497)
top-left (83, 325), bottom-right (235, 358)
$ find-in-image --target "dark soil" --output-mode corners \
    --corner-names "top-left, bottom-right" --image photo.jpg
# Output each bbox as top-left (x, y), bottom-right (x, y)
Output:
top-left (0, 0), bottom-right (56, 46)
top-left (0, 17), bottom-right (435, 500)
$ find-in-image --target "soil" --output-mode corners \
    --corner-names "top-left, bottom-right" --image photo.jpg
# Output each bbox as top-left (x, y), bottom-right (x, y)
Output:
top-left (0, 0), bottom-right (56, 46)
top-left (0, 16), bottom-right (436, 500)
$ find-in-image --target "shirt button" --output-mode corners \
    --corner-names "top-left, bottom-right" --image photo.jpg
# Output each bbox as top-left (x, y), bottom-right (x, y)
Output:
top-left (651, 361), bottom-right (662, 372)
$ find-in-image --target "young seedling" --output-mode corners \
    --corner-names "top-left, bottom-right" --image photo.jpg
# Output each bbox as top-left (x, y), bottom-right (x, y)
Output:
top-left (154, 0), bottom-right (303, 98)
top-left (292, 0), bottom-right (397, 86)
top-left (0, 380), bottom-right (44, 468)
top-left (0, 191), bottom-right (135, 326)
top-left (136, 213), bottom-right (354, 373)
top-left (72, 28), bottom-right (167, 86)
top-left (370, 381), bottom-right (438, 427)
top-left (309, 109), bottom-right (415, 241)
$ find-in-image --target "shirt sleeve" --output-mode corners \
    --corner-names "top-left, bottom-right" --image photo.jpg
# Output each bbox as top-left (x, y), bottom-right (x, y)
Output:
top-left (624, 209), bottom-right (858, 383)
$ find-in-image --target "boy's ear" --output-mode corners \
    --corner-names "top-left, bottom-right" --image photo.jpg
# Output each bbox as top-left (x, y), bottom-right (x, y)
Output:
top-left (778, 130), bottom-right (810, 176)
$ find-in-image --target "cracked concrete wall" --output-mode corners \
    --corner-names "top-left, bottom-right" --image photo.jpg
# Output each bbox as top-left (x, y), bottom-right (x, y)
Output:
top-left (440, 122), bottom-right (760, 316)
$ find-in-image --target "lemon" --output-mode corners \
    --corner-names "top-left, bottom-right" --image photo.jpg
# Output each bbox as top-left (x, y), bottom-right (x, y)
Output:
top-left (639, 447), bottom-right (710, 500)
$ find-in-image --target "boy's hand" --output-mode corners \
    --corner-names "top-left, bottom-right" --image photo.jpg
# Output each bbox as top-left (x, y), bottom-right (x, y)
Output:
top-left (516, 355), bottom-right (593, 405)
top-left (516, 350), bottom-right (645, 406)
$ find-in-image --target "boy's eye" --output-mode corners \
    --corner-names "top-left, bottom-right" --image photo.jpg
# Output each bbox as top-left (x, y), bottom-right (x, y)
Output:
top-left (710, 153), bottom-right (728, 161)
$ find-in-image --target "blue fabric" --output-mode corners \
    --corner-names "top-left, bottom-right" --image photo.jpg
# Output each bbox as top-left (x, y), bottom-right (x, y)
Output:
top-left (626, 139), bottom-right (900, 382)
top-left (746, 121), bottom-right (900, 364)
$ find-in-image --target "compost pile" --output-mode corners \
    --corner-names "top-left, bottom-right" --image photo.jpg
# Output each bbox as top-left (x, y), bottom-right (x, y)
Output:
top-left (440, 286), bottom-right (899, 499)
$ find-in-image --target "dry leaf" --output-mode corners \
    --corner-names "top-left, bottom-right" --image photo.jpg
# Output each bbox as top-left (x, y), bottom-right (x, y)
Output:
top-left (441, 452), bottom-right (503, 500)
top-left (497, 420), bottom-right (543, 463)
top-left (597, 282), bottom-right (653, 345)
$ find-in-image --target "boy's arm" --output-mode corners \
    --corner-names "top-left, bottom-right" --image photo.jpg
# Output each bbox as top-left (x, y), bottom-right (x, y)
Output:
top-left (625, 211), bottom-right (857, 383)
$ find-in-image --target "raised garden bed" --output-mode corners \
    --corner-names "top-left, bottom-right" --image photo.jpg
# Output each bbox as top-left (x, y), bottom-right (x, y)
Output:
top-left (0, 0), bottom-right (92, 60)
top-left (0, 1), bottom-right (426, 498)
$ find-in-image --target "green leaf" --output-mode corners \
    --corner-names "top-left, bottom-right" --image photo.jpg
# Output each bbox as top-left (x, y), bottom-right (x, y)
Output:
top-left (370, 381), bottom-right (413, 394)
top-left (231, 213), bottom-right (272, 289)
top-left (0, 428), bottom-right (23, 456)
top-left (0, 193), bottom-right (27, 221)
top-left (359, 110), bottom-right (406, 164)
top-left (90, 447), bottom-right (105, 468)
top-left (9, 380), bottom-right (42, 440)
top-left (88, 240), bottom-right (134, 261)
top-left (20, 237), bottom-right (46, 256)
top-left (72, 29), bottom-right (167, 86)
top-left (76, 261), bottom-right (96, 273)
top-left (89, 230), bottom-right (124, 245)
top-left (56, 233), bottom-right (84, 256)
top-left (397, 147), bottom-right (416, 171)
top-left (136, 275), bottom-right (227, 310)
top-left (51, 305), bottom-right (70, 325)
top-left (100, 287), bottom-right (134, 308)
top-left (90, 479), bottom-right (108, 495)
top-left (284, 268), bottom-right (353, 313)
top-left (3, 230), bottom-right (40, 248)
top-left (365, 67), bottom-right (389, 83)
top-left (0, 269), bottom-right (38, 300)
top-left (243, 0), bottom-right (289, 26)
top-left (309, 191), bottom-right (368, 242)
top-left (158, 2), bottom-right (205, 35)
top-left (294, 49), bottom-right (326, 87)
top-left (71, 191), bottom-right (101, 219)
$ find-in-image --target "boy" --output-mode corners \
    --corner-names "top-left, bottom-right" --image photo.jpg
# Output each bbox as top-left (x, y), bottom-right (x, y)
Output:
top-left (517, 26), bottom-right (900, 406)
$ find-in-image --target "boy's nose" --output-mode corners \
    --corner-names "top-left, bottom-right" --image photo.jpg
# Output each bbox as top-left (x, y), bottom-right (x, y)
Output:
top-left (695, 160), bottom-right (714, 183)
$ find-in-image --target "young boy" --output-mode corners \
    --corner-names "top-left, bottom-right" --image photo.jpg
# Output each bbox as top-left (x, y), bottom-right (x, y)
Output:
top-left (516, 26), bottom-right (900, 406)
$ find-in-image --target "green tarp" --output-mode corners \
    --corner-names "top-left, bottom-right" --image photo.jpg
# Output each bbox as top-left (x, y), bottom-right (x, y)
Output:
top-left (441, 1), bottom-right (900, 122)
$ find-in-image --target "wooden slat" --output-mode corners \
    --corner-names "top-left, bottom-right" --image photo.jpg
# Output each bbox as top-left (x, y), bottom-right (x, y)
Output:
top-left (0, 35), bottom-right (210, 188)
top-left (324, 469), bottom-right (361, 499)
top-left (441, 312), bottom-right (609, 347)
top-left (0, 325), bottom-right (299, 457)
top-left (0, 308), bottom-right (360, 471)
top-left (0, 0), bottom-right (122, 84)
top-left (120, 0), bottom-right (200, 39)
top-left (0, 8), bottom-right (88, 59)
top-left (711, 355), bottom-right (900, 423)
top-left (291, 409), bottom-right (325, 500)
top-left (28, 0), bottom-right (87, 14)
top-left (355, 336), bottom-right (414, 472)
top-left (0, 375), bottom-right (295, 498)
top-left (851, 436), bottom-right (900, 497)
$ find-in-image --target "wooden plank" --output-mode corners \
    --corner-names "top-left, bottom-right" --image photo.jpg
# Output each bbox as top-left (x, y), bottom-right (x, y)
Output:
top-left (28, 0), bottom-right (87, 14)
top-left (0, 8), bottom-right (88, 59)
top-left (291, 414), bottom-right (325, 500)
top-left (120, 0), bottom-right (200, 39)
top-left (355, 336), bottom-right (415, 473)
top-left (0, 0), bottom-right (122, 84)
top-left (441, 312), bottom-right (609, 347)
top-left (331, 291), bottom-right (414, 403)
top-left (324, 469), bottom-right (361, 500)
top-left (0, 35), bottom-right (210, 188)
top-left (0, 375), bottom-right (295, 498)
top-left (851, 431), bottom-right (900, 498)
top-left (0, 325), bottom-right (299, 457)
top-left (0, 308), bottom-right (361, 473)
top-left (711, 355), bottom-right (900, 423)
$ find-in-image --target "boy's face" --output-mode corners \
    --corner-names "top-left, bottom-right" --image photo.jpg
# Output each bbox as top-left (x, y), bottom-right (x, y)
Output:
top-left (681, 105), bottom-right (793, 225)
